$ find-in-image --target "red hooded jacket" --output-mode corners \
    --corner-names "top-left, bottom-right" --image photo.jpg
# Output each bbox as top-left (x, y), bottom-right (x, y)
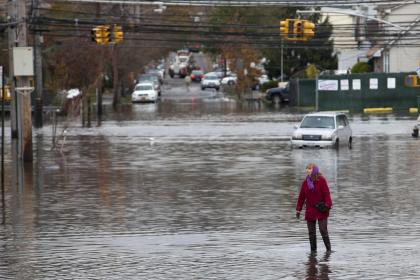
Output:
top-left (296, 175), bottom-right (332, 221)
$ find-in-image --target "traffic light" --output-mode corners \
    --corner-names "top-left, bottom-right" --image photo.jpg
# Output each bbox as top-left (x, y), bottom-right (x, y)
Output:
top-left (280, 20), bottom-right (288, 37)
top-left (91, 25), bottom-right (111, 45)
top-left (101, 25), bottom-right (111, 44)
top-left (405, 75), bottom-right (420, 87)
top-left (280, 19), bottom-right (315, 41)
top-left (294, 20), bottom-right (304, 37)
top-left (91, 27), bottom-right (103, 44)
top-left (113, 25), bottom-right (123, 44)
top-left (303, 20), bottom-right (315, 40)
top-left (280, 19), bottom-right (296, 40)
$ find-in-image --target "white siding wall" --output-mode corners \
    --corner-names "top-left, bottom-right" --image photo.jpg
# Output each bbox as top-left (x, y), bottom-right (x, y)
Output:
top-left (386, 4), bottom-right (420, 72)
top-left (322, 8), bottom-right (369, 71)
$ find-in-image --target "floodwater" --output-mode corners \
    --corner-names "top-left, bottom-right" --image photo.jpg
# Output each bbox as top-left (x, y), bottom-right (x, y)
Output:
top-left (1, 92), bottom-right (420, 279)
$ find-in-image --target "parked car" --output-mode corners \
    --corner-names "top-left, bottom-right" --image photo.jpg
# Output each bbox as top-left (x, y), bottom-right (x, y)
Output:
top-left (221, 74), bottom-right (237, 85)
top-left (201, 74), bottom-right (221, 91)
top-left (190, 69), bottom-right (204, 82)
top-left (291, 112), bottom-right (352, 148)
top-left (265, 85), bottom-right (290, 104)
top-left (131, 83), bottom-right (159, 103)
top-left (257, 74), bottom-right (270, 86)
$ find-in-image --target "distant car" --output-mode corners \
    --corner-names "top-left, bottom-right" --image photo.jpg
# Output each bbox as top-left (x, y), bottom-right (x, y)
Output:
top-left (221, 74), bottom-right (237, 85)
top-left (190, 70), bottom-right (204, 82)
top-left (188, 43), bottom-right (202, 53)
top-left (146, 69), bottom-right (164, 83)
top-left (265, 85), bottom-right (290, 104)
top-left (206, 71), bottom-right (226, 79)
top-left (136, 74), bottom-right (161, 96)
top-left (291, 112), bottom-right (352, 148)
top-left (131, 83), bottom-right (159, 103)
top-left (201, 74), bottom-right (221, 91)
top-left (257, 74), bottom-right (270, 86)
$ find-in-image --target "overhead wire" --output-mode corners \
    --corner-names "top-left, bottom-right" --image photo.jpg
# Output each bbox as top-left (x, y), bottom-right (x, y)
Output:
top-left (26, 2), bottom-right (420, 49)
top-left (58, 0), bottom-right (417, 8)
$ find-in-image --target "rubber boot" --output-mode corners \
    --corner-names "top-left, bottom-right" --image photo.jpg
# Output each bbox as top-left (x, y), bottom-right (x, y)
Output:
top-left (309, 233), bottom-right (317, 252)
top-left (412, 126), bottom-right (419, 138)
top-left (322, 234), bottom-right (331, 252)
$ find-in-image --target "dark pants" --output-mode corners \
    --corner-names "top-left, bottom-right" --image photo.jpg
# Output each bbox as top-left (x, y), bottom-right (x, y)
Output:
top-left (307, 219), bottom-right (331, 252)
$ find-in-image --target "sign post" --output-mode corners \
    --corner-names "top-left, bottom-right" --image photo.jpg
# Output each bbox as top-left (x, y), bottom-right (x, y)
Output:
top-left (13, 47), bottom-right (34, 162)
top-left (1, 65), bottom-right (5, 224)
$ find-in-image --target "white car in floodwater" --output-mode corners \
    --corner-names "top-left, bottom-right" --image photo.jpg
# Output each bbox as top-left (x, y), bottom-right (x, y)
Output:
top-left (291, 112), bottom-right (352, 148)
top-left (201, 74), bottom-right (221, 91)
top-left (131, 83), bottom-right (159, 103)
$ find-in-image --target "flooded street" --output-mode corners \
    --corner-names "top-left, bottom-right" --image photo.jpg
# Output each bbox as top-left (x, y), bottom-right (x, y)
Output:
top-left (1, 81), bottom-right (420, 279)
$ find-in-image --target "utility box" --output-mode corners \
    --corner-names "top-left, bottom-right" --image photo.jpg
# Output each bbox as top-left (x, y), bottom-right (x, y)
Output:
top-left (13, 47), bottom-right (34, 76)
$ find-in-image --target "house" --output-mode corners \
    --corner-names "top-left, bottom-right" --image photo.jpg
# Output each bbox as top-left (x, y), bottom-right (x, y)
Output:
top-left (321, 6), bottom-right (375, 72)
top-left (323, 4), bottom-right (420, 73)
top-left (369, 4), bottom-right (420, 73)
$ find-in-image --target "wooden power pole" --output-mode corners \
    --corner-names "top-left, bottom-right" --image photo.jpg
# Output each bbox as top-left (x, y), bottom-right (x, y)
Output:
top-left (8, 0), bottom-right (33, 162)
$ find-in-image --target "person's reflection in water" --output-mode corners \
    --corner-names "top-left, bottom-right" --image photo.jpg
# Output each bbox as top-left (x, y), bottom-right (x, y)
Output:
top-left (305, 252), bottom-right (331, 280)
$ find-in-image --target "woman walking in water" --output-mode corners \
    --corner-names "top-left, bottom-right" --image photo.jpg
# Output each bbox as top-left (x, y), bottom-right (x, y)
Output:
top-left (296, 163), bottom-right (332, 252)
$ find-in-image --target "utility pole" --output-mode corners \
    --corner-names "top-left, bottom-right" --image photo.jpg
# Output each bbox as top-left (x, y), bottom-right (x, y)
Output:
top-left (280, 38), bottom-right (284, 82)
top-left (8, 0), bottom-right (33, 162)
top-left (34, 0), bottom-right (43, 128)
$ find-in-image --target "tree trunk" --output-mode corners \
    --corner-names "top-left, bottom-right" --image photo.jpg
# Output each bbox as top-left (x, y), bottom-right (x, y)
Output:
top-left (112, 46), bottom-right (119, 109)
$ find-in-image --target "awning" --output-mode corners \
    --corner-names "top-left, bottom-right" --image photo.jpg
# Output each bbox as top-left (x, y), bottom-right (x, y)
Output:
top-left (367, 45), bottom-right (384, 58)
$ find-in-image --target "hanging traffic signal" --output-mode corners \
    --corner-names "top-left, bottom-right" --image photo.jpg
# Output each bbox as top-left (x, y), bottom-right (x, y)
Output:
top-left (280, 19), bottom-right (296, 40)
top-left (280, 19), bottom-right (315, 41)
top-left (91, 27), bottom-right (103, 44)
top-left (280, 20), bottom-right (289, 38)
top-left (91, 25), bottom-right (111, 45)
top-left (113, 25), bottom-right (123, 44)
top-left (303, 20), bottom-right (315, 40)
top-left (101, 25), bottom-right (111, 44)
top-left (294, 20), bottom-right (304, 38)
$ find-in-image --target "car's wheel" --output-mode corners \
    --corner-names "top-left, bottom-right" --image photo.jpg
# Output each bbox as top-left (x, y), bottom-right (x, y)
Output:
top-left (228, 80), bottom-right (234, 86)
top-left (201, 87), bottom-right (205, 90)
top-left (216, 87), bottom-right (220, 91)
top-left (334, 139), bottom-right (339, 149)
top-left (348, 137), bottom-right (353, 149)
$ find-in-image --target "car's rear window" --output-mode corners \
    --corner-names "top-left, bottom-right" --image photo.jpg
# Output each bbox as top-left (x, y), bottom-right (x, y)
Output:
top-left (205, 76), bottom-right (218, 80)
top-left (136, 85), bottom-right (153, 91)
top-left (300, 116), bottom-right (335, 129)
top-left (139, 75), bottom-right (158, 82)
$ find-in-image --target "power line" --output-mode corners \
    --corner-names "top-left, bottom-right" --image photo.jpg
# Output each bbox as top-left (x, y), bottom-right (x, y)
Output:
top-left (57, 0), bottom-right (418, 8)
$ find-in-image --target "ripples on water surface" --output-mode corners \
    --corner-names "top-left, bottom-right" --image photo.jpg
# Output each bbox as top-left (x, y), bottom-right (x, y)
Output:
top-left (1, 101), bottom-right (420, 279)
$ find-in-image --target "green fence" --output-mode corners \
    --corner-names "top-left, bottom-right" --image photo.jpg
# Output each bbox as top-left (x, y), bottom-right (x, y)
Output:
top-left (290, 79), bottom-right (316, 108)
top-left (292, 72), bottom-right (420, 112)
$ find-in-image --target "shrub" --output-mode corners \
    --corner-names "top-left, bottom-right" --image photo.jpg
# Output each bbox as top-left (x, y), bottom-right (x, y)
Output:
top-left (351, 62), bottom-right (371, 73)
top-left (305, 64), bottom-right (320, 79)
top-left (261, 80), bottom-right (279, 92)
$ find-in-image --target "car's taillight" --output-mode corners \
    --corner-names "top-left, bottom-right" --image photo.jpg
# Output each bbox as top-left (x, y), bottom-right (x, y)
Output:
top-left (191, 74), bottom-right (195, 78)
top-left (200, 74), bottom-right (204, 78)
